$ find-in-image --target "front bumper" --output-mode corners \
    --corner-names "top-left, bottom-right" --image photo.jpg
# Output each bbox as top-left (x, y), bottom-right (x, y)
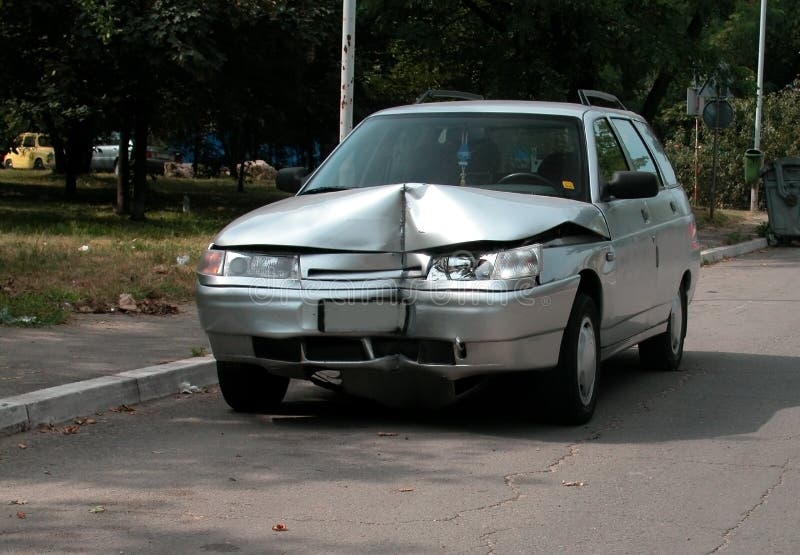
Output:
top-left (197, 275), bottom-right (578, 392)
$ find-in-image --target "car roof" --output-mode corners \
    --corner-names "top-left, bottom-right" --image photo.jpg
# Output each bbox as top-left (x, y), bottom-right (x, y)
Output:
top-left (373, 100), bottom-right (643, 121)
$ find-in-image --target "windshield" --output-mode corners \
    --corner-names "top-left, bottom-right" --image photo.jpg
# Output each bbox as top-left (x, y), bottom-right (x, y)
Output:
top-left (303, 113), bottom-right (588, 201)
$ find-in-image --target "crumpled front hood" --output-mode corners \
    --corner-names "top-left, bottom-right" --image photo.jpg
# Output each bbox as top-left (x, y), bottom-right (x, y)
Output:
top-left (213, 183), bottom-right (609, 251)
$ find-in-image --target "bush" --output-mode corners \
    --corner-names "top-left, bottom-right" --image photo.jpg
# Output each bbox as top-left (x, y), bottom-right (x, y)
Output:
top-left (662, 83), bottom-right (800, 209)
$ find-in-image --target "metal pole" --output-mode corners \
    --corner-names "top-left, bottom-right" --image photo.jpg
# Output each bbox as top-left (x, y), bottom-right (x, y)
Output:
top-left (710, 89), bottom-right (721, 222)
top-left (693, 116), bottom-right (700, 205)
top-left (339, 0), bottom-right (356, 143)
top-left (752, 0), bottom-right (767, 211)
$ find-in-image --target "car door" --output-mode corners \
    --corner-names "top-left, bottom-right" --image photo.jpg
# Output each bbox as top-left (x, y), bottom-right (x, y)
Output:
top-left (15, 134), bottom-right (36, 168)
top-left (632, 120), bottom-right (694, 318)
top-left (590, 117), bottom-right (658, 347)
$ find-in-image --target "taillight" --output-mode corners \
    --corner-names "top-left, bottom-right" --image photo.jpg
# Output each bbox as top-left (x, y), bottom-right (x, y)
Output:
top-left (688, 218), bottom-right (700, 250)
top-left (146, 150), bottom-right (153, 159)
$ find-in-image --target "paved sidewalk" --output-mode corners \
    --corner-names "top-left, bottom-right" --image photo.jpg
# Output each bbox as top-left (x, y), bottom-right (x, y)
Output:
top-left (0, 304), bottom-right (209, 399)
top-left (0, 234), bottom-right (773, 436)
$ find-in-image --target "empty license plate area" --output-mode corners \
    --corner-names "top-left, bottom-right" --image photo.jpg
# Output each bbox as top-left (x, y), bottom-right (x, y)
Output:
top-left (320, 300), bottom-right (407, 333)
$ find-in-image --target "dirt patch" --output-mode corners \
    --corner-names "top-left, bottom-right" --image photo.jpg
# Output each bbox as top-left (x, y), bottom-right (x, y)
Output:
top-left (694, 208), bottom-right (768, 249)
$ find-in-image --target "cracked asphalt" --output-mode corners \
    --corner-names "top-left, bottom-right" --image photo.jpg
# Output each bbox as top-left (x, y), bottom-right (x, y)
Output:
top-left (1, 247), bottom-right (799, 554)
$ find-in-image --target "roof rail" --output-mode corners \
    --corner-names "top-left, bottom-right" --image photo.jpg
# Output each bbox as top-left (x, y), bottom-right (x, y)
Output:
top-left (414, 89), bottom-right (484, 104)
top-left (577, 89), bottom-right (627, 110)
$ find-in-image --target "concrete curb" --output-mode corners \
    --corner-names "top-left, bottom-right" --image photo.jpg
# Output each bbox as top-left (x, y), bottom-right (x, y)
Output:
top-left (0, 356), bottom-right (217, 437)
top-left (701, 237), bottom-right (768, 265)
top-left (0, 237), bottom-right (770, 437)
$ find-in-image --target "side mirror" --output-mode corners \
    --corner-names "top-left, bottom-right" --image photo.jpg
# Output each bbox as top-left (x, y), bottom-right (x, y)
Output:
top-left (276, 167), bottom-right (310, 194)
top-left (605, 171), bottom-right (658, 200)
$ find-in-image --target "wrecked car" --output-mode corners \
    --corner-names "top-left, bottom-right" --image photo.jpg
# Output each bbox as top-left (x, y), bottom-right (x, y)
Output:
top-left (196, 93), bottom-right (700, 423)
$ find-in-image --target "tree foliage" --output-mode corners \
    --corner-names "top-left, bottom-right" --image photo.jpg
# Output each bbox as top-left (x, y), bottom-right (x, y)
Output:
top-left (0, 0), bottom-right (797, 214)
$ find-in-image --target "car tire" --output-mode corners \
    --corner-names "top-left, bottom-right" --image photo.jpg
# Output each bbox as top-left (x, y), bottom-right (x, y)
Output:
top-left (547, 293), bottom-right (600, 425)
top-left (33, 158), bottom-right (44, 170)
top-left (639, 286), bottom-right (687, 371)
top-left (4, 159), bottom-right (12, 169)
top-left (217, 361), bottom-right (290, 413)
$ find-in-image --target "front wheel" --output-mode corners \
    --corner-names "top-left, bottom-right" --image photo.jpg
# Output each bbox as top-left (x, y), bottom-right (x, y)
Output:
top-left (4, 159), bottom-right (12, 169)
top-left (546, 293), bottom-right (600, 425)
top-left (639, 286), bottom-right (687, 371)
top-left (217, 361), bottom-right (289, 413)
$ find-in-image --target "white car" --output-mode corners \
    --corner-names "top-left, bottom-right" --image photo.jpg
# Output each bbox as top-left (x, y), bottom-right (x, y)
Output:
top-left (196, 91), bottom-right (700, 423)
top-left (91, 134), bottom-right (173, 175)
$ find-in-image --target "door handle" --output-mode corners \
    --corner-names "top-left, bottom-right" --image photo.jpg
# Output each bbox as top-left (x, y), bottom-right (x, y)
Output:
top-left (641, 208), bottom-right (650, 221)
top-left (669, 201), bottom-right (677, 212)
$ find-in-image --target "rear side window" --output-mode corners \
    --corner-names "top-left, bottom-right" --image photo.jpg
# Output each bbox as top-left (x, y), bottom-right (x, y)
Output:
top-left (592, 119), bottom-right (628, 183)
top-left (610, 119), bottom-right (661, 185)
top-left (633, 121), bottom-right (678, 187)
top-left (37, 135), bottom-right (51, 147)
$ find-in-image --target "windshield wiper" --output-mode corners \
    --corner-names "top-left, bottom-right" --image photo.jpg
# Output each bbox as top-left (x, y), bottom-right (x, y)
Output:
top-left (300, 186), bottom-right (350, 195)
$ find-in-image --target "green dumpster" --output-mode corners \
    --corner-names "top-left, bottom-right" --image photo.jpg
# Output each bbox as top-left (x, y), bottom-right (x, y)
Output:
top-left (761, 157), bottom-right (800, 246)
top-left (744, 149), bottom-right (764, 184)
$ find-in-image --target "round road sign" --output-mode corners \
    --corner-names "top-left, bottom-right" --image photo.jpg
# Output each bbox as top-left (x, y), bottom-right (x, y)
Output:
top-left (702, 100), bottom-right (734, 130)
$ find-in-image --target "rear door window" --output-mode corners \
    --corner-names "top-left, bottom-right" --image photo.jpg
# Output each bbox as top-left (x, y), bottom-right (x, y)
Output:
top-left (610, 119), bottom-right (661, 186)
top-left (632, 121), bottom-right (679, 187)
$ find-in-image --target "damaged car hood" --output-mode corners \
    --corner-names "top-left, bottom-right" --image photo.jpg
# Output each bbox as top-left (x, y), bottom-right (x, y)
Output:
top-left (213, 183), bottom-right (610, 251)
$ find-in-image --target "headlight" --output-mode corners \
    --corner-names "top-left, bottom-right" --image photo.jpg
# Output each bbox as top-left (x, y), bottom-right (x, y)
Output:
top-left (197, 249), bottom-right (299, 279)
top-left (427, 244), bottom-right (542, 281)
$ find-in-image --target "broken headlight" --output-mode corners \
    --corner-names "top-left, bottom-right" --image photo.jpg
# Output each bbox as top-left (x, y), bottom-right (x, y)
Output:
top-left (427, 244), bottom-right (542, 281)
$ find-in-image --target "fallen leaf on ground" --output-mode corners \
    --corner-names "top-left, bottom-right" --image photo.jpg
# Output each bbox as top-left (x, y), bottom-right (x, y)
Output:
top-left (111, 404), bottom-right (136, 413)
top-left (89, 506), bottom-right (105, 513)
top-left (377, 432), bottom-right (398, 437)
top-left (272, 523), bottom-right (288, 532)
top-left (561, 480), bottom-right (586, 487)
top-left (62, 425), bottom-right (80, 435)
top-left (398, 487), bottom-right (415, 493)
top-left (17, 443), bottom-right (27, 449)
top-left (9, 499), bottom-right (26, 505)
top-left (16, 511), bottom-right (25, 519)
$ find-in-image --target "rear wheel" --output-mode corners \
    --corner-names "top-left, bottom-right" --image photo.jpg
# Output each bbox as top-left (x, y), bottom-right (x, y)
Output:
top-left (546, 293), bottom-right (600, 425)
top-left (217, 361), bottom-right (289, 413)
top-left (639, 286), bottom-right (686, 371)
top-left (33, 158), bottom-right (44, 170)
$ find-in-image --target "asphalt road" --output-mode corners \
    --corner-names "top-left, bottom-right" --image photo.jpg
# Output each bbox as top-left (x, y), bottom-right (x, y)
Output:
top-left (1, 247), bottom-right (799, 554)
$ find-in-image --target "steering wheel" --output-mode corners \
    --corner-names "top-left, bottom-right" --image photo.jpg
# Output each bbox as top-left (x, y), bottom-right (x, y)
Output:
top-left (496, 172), bottom-right (557, 190)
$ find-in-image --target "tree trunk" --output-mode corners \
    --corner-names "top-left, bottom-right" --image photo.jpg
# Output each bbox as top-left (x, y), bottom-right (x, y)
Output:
top-left (192, 136), bottom-right (200, 177)
top-left (116, 120), bottom-right (132, 215)
top-left (641, 12), bottom-right (705, 122)
top-left (131, 110), bottom-right (149, 221)
top-left (43, 113), bottom-right (66, 175)
top-left (237, 156), bottom-right (246, 193)
top-left (65, 171), bottom-right (77, 198)
top-left (62, 122), bottom-right (93, 198)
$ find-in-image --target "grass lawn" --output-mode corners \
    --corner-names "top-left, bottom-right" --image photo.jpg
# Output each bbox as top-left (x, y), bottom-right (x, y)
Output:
top-left (0, 169), bottom-right (288, 326)
top-left (1, 169), bottom-right (768, 327)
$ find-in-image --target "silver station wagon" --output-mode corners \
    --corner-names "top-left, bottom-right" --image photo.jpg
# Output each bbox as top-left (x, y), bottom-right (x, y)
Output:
top-left (196, 91), bottom-right (700, 423)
